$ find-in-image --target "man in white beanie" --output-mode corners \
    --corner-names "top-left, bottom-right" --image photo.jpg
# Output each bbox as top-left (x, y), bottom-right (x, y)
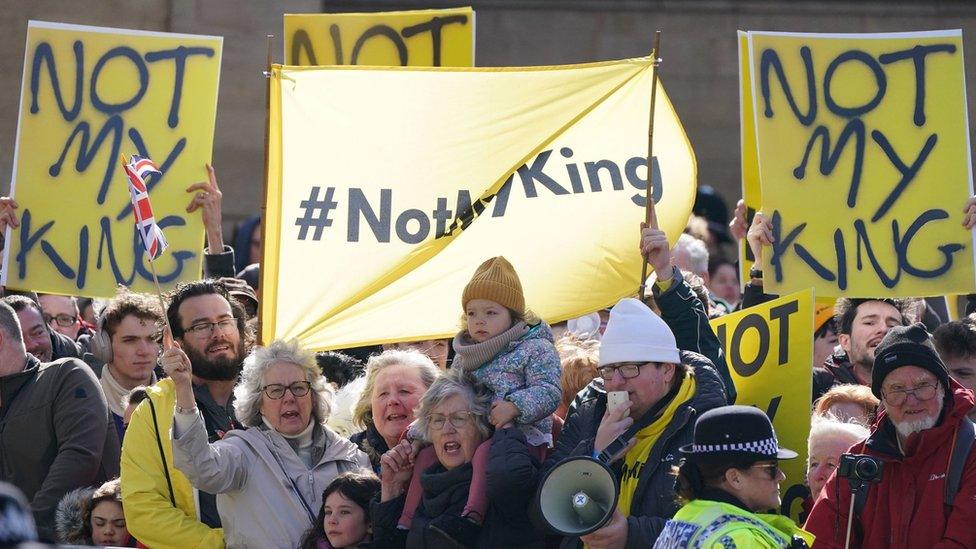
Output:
top-left (542, 297), bottom-right (728, 549)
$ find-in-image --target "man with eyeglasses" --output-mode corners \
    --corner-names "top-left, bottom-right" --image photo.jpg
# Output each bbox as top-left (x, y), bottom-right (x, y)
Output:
top-left (1, 295), bottom-right (84, 363)
top-left (542, 298), bottom-right (727, 548)
top-left (37, 294), bottom-right (84, 341)
top-left (121, 280), bottom-right (251, 549)
top-left (805, 323), bottom-right (976, 548)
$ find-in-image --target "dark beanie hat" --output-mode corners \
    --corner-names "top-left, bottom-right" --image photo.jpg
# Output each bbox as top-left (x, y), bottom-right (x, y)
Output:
top-left (872, 323), bottom-right (950, 399)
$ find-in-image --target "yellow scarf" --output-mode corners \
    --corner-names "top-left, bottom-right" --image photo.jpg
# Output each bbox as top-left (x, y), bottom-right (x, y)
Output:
top-left (616, 373), bottom-right (696, 517)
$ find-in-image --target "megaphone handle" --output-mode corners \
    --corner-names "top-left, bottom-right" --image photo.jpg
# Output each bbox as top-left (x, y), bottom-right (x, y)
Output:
top-left (596, 434), bottom-right (630, 463)
top-left (597, 410), bottom-right (654, 462)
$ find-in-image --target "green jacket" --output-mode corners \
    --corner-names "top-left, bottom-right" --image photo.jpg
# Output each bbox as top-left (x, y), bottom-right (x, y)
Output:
top-left (653, 499), bottom-right (814, 548)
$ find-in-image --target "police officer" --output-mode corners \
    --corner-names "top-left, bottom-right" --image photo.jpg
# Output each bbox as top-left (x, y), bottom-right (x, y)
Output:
top-left (654, 406), bottom-right (814, 548)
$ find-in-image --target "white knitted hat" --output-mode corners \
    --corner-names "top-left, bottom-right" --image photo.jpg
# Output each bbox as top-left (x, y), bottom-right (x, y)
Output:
top-left (599, 298), bottom-right (680, 366)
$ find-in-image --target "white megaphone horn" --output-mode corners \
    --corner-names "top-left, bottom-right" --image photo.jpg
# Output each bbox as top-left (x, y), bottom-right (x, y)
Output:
top-left (536, 434), bottom-right (630, 536)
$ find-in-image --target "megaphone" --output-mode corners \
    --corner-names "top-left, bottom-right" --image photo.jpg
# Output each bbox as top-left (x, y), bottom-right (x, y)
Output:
top-left (536, 455), bottom-right (620, 536)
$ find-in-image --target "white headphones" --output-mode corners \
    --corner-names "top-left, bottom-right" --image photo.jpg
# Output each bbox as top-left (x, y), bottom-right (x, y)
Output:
top-left (90, 312), bottom-right (113, 364)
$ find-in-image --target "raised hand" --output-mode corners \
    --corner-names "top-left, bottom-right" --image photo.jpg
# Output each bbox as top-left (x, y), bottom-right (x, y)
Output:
top-left (159, 326), bottom-right (192, 391)
top-left (746, 211), bottom-right (774, 267)
top-left (380, 439), bottom-right (417, 501)
top-left (186, 164), bottom-right (224, 251)
top-left (729, 199), bottom-right (748, 240)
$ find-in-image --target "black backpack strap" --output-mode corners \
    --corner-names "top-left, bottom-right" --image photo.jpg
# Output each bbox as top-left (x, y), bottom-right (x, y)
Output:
top-left (945, 416), bottom-right (975, 513)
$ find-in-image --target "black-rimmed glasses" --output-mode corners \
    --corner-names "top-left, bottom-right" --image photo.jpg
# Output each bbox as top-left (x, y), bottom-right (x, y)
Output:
top-left (184, 318), bottom-right (237, 338)
top-left (262, 381), bottom-right (311, 400)
top-left (597, 363), bottom-right (645, 380)
top-left (44, 313), bottom-right (77, 327)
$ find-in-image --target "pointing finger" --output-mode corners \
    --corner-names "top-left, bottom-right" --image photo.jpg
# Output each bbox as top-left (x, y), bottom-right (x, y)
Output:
top-left (207, 164), bottom-right (219, 191)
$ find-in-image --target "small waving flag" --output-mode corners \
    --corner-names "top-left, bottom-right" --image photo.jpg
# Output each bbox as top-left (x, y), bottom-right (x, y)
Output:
top-left (123, 155), bottom-right (168, 260)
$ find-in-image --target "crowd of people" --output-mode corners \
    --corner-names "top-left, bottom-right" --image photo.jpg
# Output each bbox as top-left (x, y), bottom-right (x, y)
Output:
top-left (0, 169), bottom-right (975, 549)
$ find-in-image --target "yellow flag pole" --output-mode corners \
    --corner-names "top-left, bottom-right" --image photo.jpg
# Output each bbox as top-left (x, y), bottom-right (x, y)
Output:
top-left (118, 153), bottom-right (173, 337)
top-left (258, 34), bottom-right (274, 346)
top-left (639, 31), bottom-right (663, 302)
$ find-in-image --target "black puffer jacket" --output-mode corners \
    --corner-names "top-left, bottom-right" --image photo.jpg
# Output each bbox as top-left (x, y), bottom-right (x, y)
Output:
top-left (372, 427), bottom-right (543, 548)
top-left (349, 424), bottom-right (388, 474)
top-left (542, 352), bottom-right (727, 549)
top-left (653, 269), bottom-right (736, 403)
top-left (812, 350), bottom-right (863, 402)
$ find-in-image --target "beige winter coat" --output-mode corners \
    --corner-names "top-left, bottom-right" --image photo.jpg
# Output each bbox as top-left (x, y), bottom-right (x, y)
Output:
top-left (172, 413), bottom-right (370, 548)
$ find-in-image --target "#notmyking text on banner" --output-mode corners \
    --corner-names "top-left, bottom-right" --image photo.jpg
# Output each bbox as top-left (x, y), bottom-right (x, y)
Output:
top-left (745, 30), bottom-right (975, 298)
top-left (1, 21), bottom-right (221, 298)
top-left (710, 289), bottom-right (814, 523)
top-left (284, 7), bottom-right (474, 67)
top-left (262, 58), bottom-right (697, 350)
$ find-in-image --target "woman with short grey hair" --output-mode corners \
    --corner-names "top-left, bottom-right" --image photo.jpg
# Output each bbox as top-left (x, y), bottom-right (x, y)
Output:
top-left (350, 349), bottom-right (441, 470)
top-left (165, 339), bottom-right (371, 548)
top-left (413, 371), bottom-right (492, 444)
top-left (233, 341), bottom-right (333, 428)
top-left (371, 369), bottom-right (544, 547)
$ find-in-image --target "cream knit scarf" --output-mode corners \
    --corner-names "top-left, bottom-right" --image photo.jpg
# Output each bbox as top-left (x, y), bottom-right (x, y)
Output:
top-left (452, 321), bottom-right (530, 372)
top-left (100, 366), bottom-right (155, 418)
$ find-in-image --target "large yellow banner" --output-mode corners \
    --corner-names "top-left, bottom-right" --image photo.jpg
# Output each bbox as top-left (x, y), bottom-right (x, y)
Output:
top-left (746, 30), bottom-right (975, 298)
top-left (710, 289), bottom-right (814, 522)
top-left (284, 8), bottom-right (474, 66)
top-left (2, 21), bottom-right (221, 297)
top-left (262, 58), bottom-right (697, 350)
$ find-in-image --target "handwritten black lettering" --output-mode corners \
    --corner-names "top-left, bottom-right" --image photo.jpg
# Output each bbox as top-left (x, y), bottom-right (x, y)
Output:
top-left (878, 44), bottom-right (957, 126)
top-left (760, 46), bottom-right (817, 126)
top-left (823, 50), bottom-right (886, 118)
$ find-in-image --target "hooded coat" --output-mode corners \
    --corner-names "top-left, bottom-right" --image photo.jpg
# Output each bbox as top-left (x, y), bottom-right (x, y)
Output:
top-left (812, 350), bottom-right (864, 402)
top-left (54, 487), bottom-right (93, 545)
top-left (804, 380), bottom-right (976, 548)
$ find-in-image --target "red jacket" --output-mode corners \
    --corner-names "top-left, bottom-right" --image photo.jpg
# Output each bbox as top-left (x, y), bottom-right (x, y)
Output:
top-left (804, 380), bottom-right (976, 548)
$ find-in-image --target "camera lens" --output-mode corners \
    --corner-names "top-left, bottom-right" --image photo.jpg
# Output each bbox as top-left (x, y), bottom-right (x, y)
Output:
top-left (855, 457), bottom-right (878, 478)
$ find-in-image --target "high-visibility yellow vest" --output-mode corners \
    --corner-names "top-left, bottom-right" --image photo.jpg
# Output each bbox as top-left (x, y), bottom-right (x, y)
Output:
top-left (653, 499), bottom-right (815, 549)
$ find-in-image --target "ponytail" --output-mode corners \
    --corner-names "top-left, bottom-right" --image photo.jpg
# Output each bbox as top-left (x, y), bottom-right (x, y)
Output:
top-left (674, 459), bottom-right (706, 502)
top-left (673, 457), bottom-right (757, 503)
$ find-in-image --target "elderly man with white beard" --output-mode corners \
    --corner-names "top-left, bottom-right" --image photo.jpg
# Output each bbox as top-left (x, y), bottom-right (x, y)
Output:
top-left (804, 323), bottom-right (976, 549)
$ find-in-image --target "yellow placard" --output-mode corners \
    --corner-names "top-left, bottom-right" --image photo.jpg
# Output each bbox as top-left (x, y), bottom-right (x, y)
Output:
top-left (262, 58), bottom-right (697, 350)
top-left (2, 21), bottom-right (222, 297)
top-left (284, 8), bottom-right (474, 67)
top-left (746, 30), bottom-right (975, 298)
top-left (710, 289), bottom-right (814, 522)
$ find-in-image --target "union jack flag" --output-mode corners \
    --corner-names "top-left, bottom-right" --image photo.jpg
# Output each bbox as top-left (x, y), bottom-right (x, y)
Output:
top-left (123, 155), bottom-right (168, 260)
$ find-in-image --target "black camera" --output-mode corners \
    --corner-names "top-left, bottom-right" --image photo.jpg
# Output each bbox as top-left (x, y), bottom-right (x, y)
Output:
top-left (838, 453), bottom-right (883, 484)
